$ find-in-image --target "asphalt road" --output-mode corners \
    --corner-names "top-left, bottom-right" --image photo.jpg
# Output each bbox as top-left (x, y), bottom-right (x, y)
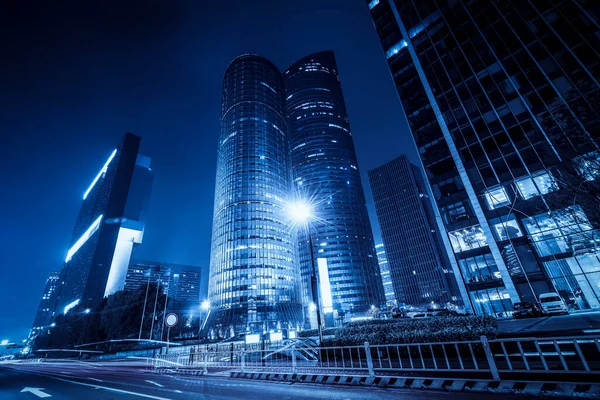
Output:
top-left (498, 310), bottom-right (600, 337)
top-left (0, 361), bottom-right (519, 400)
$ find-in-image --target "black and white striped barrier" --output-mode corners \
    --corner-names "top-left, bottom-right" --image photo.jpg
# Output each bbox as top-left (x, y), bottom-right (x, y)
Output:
top-left (229, 371), bottom-right (600, 397)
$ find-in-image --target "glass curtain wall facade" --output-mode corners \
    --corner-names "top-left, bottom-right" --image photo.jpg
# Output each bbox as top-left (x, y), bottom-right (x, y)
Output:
top-left (285, 51), bottom-right (385, 320)
top-left (369, 155), bottom-right (461, 309)
top-left (375, 244), bottom-right (396, 306)
top-left (368, 0), bottom-right (600, 316)
top-left (209, 55), bottom-right (302, 338)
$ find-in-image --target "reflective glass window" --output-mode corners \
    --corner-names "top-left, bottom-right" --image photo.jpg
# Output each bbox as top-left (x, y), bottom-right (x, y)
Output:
top-left (484, 186), bottom-right (509, 209)
top-left (448, 225), bottom-right (488, 253)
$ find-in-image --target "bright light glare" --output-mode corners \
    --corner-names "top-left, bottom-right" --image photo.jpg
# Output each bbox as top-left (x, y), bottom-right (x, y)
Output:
top-left (201, 300), bottom-right (210, 311)
top-left (84, 308), bottom-right (91, 314)
top-left (83, 149), bottom-right (117, 200)
top-left (50, 323), bottom-right (56, 328)
top-left (309, 302), bottom-right (317, 311)
top-left (65, 215), bottom-right (103, 262)
top-left (0, 340), bottom-right (8, 345)
top-left (288, 201), bottom-right (314, 223)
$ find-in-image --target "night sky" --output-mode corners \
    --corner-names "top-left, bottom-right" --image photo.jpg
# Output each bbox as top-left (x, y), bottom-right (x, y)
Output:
top-left (0, 0), bottom-right (415, 341)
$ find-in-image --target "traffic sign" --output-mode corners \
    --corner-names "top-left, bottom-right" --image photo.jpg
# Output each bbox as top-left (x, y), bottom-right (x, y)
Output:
top-left (165, 313), bottom-right (178, 327)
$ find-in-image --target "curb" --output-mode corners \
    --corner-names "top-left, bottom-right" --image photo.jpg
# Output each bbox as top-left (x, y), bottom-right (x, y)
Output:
top-left (229, 371), bottom-right (600, 397)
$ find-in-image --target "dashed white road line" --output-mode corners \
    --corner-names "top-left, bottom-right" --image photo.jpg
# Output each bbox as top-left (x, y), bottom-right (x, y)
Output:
top-left (88, 377), bottom-right (103, 382)
top-left (145, 380), bottom-right (164, 388)
top-left (48, 376), bottom-right (172, 400)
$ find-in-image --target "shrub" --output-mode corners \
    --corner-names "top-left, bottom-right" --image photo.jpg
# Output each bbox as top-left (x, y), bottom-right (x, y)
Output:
top-left (320, 315), bottom-right (497, 346)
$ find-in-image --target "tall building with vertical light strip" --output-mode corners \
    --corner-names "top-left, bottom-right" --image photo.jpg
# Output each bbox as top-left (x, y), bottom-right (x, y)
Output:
top-left (208, 55), bottom-right (302, 337)
top-left (368, 0), bottom-right (600, 316)
top-left (51, 132), bottom-right (153, 319)
top-left (285, 51), bottom-right (385, 320)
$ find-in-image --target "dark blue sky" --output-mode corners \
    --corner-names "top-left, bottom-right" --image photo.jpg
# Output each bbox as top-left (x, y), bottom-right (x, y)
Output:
top-left (0, 0), bottom-right (415, 341)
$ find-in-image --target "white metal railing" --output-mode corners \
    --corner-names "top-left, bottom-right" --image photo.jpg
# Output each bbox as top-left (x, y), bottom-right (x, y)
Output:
top-left (153, 335), bottom-right (600, 380)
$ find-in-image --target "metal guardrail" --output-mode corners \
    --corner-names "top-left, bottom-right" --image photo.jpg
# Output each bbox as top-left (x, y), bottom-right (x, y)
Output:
top-left (153, 335), bottom-right (600, 380)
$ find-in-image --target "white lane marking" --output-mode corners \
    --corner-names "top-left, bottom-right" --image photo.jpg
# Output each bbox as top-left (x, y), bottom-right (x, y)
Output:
top-left (48, 377), bottom-right (171, 400)
top-left (88, 378), bottom-right (103, 382)
top-left (145, 380), bottom-right (164, 388)
top-left (173, 390), bottom-right (183, 393)
top-left (20, 387), bottom-right (52, 398)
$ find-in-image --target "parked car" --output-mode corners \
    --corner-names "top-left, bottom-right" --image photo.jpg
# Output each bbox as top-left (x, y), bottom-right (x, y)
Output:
top-left (539, 293), bottom-right (569, 315)
top-left (512, 301), bottom-right (542, 318)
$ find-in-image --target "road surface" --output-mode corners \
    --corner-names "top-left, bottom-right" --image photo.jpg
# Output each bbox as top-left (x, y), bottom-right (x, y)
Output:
top-left (0, 361), bottom-right (518, 399)
top-left (498, 310), bottom-right (600, 337)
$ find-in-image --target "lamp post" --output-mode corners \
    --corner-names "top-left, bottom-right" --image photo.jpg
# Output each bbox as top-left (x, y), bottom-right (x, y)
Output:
top-left (289, 201), bottom-right (323, 344)
top-left (199, 300), bottom-right (211, 339)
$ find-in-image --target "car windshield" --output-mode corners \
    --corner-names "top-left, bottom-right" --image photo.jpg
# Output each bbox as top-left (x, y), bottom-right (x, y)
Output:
top-left (541, 296), bottom-right (561, 303)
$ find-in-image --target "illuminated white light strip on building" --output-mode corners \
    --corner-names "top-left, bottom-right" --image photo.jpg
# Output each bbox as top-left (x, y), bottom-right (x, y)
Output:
top-left (83, 149), bottom-right (117, 200)
top-left (63, 299), bottom-right (80, 314)
top-left (65, 214), bottom-right (103, 262)
top-left (317, 258), bottom-right (333, 314)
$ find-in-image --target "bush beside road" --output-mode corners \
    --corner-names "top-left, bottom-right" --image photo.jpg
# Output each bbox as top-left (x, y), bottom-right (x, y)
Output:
top-left (316, 315), bottom-right (497, 346)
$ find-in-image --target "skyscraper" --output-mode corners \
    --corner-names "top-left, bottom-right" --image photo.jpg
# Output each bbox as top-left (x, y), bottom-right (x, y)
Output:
top-left (286, 51), bottom-right (385, 320)
top-left (209, 55), bottom-right (302, 337)
top-left (30, 272), bottom-right (59, 338)
top-left (51, 132), bottom-right (153, 318)
top-left (375, 244), bottom-right (396, 306)
top-left (368, 0), bottom-right (600, 315)
top-left (370, 155), bottom-right (460, 308)
top-left (208, 51), bottom-right (385, 337)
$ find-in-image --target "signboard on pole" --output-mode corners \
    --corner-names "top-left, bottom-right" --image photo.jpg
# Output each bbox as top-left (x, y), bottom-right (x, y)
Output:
top-left (165, 313), bottom-right (178, 327)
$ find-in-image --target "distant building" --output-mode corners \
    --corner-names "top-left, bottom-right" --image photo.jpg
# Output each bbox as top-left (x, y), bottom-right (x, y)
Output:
top-left (375, 244), bottom-right (395, 306)
top-left (369, 155), bottom-right (461, 308)
top-left (125, 260), bottom-right (206, 318)
top-left (29, 272), bottom-right (59, 338)
top-left (50, 133), bottom-right (153, 318)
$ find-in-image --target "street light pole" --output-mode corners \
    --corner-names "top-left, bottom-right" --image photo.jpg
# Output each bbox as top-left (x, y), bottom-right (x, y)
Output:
top-left (307, 227), bottom-right (323, 345)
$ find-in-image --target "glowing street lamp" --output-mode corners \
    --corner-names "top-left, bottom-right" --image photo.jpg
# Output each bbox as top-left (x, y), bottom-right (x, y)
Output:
top-left (199, 300), bottom-right (212, 338)
top-left (288, 200), bottom-right (323, 344)
top-left (288, 201), bottom-right (314, 224)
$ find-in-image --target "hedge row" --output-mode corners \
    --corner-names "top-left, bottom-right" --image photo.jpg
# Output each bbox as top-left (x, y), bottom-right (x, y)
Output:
top-left (297, 327), bottom-right (338, 338)
top-left (320, 316), bottom-right (497, 346)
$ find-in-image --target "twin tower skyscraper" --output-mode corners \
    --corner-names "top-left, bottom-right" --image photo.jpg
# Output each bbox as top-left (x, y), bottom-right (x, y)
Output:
top-left (208, 51), bottom-right (384, 338)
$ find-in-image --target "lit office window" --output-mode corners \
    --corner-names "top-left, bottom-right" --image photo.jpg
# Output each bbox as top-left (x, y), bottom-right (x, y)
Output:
top-left (448, 225), bottom-right (488, 253)
top-left (484, 186), bottom-right (510, 209)
top-left (368, 0), bottom-right (379, 9)
top-left (517, 171), bottom-right (557, 199)
top-left (385, 41), bottom-right (407, 59)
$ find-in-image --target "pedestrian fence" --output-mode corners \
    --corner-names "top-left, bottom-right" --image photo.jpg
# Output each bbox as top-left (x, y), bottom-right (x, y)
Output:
top-left (153, 335), bottom-right (600, 380)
